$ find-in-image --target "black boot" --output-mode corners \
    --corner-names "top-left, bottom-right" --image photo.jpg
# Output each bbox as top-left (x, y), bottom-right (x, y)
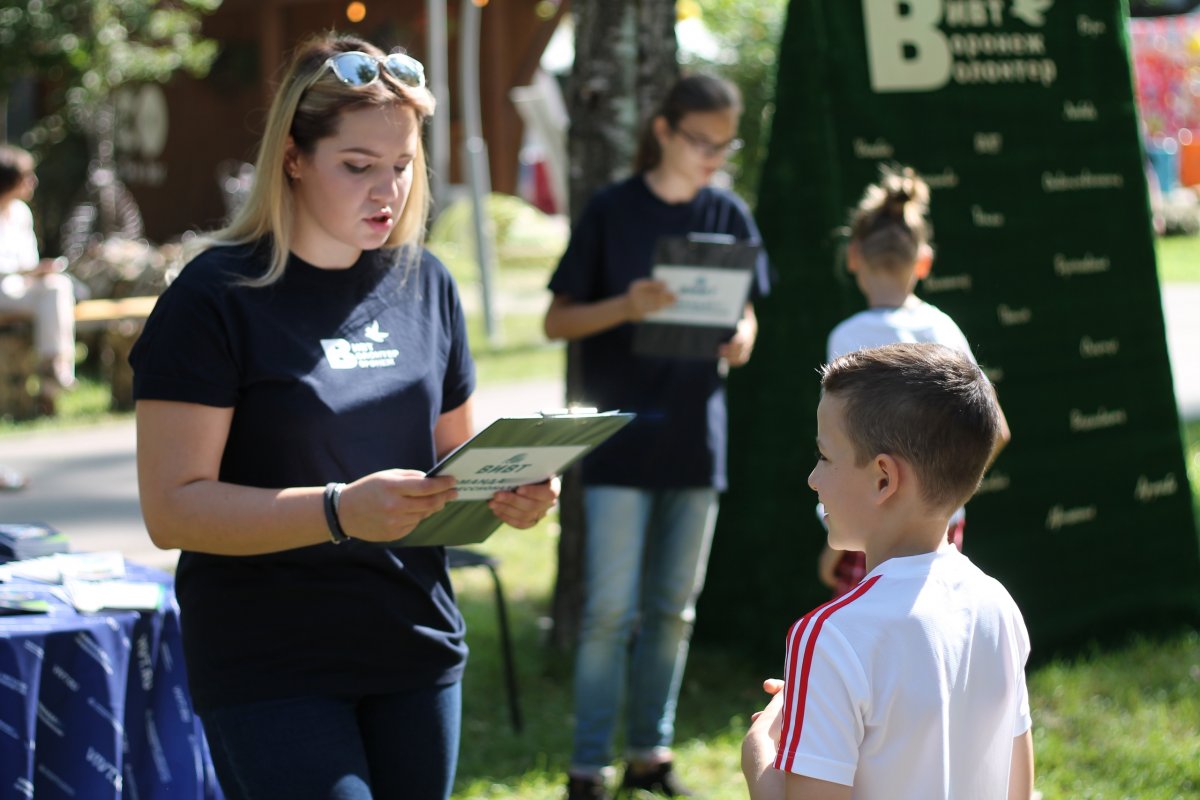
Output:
top-left (619, 761), bottom-right (693, 797)
top-left (567, 774), bottom-right (611, 800)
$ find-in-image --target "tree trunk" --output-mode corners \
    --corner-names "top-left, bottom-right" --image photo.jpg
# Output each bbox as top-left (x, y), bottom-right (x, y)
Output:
top-left (549, 0), bottom-right (677, 650)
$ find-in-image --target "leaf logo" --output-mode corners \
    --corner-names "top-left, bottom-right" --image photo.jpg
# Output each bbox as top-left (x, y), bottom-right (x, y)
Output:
top-left (364, 320), bottom-right (390, 343)
top-left (1010, 0), bottom-right (1053, 27)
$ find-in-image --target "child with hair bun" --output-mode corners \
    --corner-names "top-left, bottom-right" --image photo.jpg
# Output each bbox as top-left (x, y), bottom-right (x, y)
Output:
top-left (817, 165), bottom-right (1010, 598)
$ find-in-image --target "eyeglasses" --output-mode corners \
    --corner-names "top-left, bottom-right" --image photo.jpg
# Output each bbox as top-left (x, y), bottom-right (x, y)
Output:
top-left (672, 126), bottom-right (743, 159)
top-left (317, 51), bottom-right (426, 90)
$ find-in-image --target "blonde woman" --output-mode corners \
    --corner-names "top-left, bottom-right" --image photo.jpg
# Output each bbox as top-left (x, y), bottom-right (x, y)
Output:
top-left (130, 33), bottom-right (557, 799)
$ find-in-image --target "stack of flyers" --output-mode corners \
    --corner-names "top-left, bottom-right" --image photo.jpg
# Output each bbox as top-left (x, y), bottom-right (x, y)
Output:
top-left (0, 523), bottom-right (69, 560)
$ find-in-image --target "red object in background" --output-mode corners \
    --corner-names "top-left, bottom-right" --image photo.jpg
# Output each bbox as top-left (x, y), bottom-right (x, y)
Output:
top-left (1131, 12), bottom-right (1200, 138)
top-left (531, 160), bottom-right (557, 215)
top-left (1181, 134), bottom-right (1200, 185)
top-left (1129, 12), bottom-right (1200, 185)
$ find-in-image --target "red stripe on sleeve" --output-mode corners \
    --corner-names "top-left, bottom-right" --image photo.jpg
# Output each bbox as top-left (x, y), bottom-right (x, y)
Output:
top-left (777, 575), bottom-right (881, 773)
top-left (773, 592), bottom-right (846, 770)
top-left (773, 612), bottom-right (816, 769)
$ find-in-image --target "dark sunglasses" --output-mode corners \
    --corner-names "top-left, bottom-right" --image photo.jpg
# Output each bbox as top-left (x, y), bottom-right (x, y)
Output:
top-left (318, 51), bottom-right (426, 90)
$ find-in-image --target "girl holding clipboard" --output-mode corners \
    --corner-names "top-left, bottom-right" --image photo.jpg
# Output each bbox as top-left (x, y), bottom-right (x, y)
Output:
top-left (545, 74), bottom-right (771, 800)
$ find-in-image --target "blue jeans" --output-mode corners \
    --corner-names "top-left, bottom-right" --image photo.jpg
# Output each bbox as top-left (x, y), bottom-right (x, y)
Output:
top-left (201, 683), bottom-right (461, 800)
top-left (571, 486), bottom-right (719, 772)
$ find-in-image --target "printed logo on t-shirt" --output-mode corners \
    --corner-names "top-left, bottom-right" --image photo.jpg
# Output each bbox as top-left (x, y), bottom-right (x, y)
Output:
top-left (365, 320), bottom-right (389, 343)
top-left (320, 321), bottom-right (400, 370)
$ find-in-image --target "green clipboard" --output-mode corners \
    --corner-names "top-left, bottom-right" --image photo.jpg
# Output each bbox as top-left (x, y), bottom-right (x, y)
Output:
top-left (388, 409), bottom-right (635, 547)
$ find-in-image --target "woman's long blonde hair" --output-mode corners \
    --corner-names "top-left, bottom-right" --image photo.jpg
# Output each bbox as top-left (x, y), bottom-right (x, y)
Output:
top-left (205, 33), bottom-right (436, 286)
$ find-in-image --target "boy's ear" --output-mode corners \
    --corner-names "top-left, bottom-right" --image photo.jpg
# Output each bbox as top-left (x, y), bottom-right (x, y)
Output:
top-left (873, 453), bottom-right (901, 504)
top-left (846, 242), bottom-right (863, 274)
top-left (913, 244), bottom-right (934, 279)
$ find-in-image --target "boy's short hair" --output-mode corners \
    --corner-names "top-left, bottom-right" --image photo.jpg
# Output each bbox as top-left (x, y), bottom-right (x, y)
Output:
top-left (821, 343), bottom-right (1000, 510)
top-left (0, 144), bottom-right (35, 197)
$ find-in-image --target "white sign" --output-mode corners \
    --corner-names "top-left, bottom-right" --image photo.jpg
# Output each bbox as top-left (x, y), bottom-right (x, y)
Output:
top-left (644, 265), bottom-right (753, 327)
top-left (442, 446), bottom-right (588, 500)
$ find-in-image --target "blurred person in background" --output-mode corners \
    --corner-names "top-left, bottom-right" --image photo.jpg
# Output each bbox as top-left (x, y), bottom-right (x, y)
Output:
top-left (0, 144), bottom-right (76, 415)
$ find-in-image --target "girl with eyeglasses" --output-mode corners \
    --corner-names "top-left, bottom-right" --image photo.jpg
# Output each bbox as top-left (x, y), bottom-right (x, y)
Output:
top-left (544, 74), bottom-right (771, 800)
top-left (130, 33), bottom-right (557, 799)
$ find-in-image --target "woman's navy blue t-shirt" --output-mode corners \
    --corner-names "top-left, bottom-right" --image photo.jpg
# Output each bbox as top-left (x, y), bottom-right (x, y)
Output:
top-left (129, 242), bottom-right (475, 712)
top-left (548, 175), bottom-right (771, 490)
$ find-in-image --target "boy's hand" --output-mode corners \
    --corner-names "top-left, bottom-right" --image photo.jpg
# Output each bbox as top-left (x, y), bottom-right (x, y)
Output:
top-left (750, 678), bottom-right (785, 727)
top-left (743, 679), bottom-right (786, 799)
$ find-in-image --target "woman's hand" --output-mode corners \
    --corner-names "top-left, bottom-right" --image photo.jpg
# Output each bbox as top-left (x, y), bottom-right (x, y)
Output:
top-left (487, 476), bottom-right (561, 529)
top-left (625, 278), bottom-right (676, 321)
top-left (338, 469), bottom-right (459, 543)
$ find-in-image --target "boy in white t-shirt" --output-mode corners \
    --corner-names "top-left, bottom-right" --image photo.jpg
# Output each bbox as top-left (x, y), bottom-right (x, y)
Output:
top-left (742, 343), bottom-right (1034, 800)
top-left (819, 166), bottom-right (1010, 598)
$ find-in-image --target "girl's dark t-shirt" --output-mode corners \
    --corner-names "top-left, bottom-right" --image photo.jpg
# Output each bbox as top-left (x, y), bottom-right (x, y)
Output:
top-left (130, 242), bottom-right (475, 712)
top-left (548, 175), bottom-right (771, 491)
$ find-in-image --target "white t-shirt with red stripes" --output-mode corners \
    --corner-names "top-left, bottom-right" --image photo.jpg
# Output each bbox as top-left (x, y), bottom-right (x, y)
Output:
top-left (773, 544), bottom-right (1031, 799)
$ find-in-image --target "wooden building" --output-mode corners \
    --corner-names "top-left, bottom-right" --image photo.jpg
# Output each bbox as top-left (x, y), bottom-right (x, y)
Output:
top-left (116, 0), bottom-right (564, 242)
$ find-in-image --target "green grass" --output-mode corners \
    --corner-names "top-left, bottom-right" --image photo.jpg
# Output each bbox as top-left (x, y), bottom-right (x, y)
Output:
top-left (467, 316), bottom-right (564, 388)
top-left (451, 522), bottom-right (765, 800)
top-left (462, 267), bottom-right (564, 387)
top-left (427, 193), bottom-right (566, 387)
top-left (1028, 633), bottom-right (1200, 799)
top-left (449, 421), bottom-right (1200, 798)
top-left (0, 375), bottom-right (128, 436)
top-left (1157, 234), bottom-right (1200, 283)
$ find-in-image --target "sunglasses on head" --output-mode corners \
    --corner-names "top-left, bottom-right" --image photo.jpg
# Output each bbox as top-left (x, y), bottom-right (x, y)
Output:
top-left (318, 51), bottom-right (426, 90)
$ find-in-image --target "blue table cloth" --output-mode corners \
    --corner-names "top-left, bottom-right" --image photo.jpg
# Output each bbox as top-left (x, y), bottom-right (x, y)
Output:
top-left (0, 563), bottom-right (223, 799)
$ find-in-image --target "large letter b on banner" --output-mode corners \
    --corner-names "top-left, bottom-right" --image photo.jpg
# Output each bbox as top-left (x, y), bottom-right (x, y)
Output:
top-left (863, 0), bottom-right (951, 92)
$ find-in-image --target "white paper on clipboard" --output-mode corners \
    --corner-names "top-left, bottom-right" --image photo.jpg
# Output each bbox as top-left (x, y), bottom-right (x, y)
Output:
top-left (643, 265), bottom-right (755, 327)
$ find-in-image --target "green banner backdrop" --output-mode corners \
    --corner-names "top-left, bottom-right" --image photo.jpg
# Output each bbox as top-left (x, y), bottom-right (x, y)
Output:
top-left (698, 0), bottom-right (1200, 662)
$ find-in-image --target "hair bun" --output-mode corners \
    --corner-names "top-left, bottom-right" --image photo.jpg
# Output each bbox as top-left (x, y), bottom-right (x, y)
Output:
top-left (884, 188), bottom-right (911, 216)
top-left (847, 164), bottom-right (932, 270)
